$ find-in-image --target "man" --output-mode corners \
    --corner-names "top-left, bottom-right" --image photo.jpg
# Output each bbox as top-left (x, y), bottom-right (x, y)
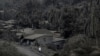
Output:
top-left (38, 46), bottom-right (42, 52)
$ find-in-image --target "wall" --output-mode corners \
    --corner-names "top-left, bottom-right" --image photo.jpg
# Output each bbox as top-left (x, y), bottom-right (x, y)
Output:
top-left (36, 35), bottom-right (53, 46)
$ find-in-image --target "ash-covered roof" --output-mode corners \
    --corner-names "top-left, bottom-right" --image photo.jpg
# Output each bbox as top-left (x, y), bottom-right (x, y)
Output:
top-left (24, 34), bottom-right (49, 39)
top-left (5, 20), bottom-right (15, 24)
top-left (17, 29), bottom-right (53, 39)
top-left (33, 29), bottom-right (52, 34)
top-left (24, 29), bottom-right (53, 39)
top-left (53, 38), bottom-right (65, 42)
top-left (19, 28), bottom-right (34, 35)
top-left (4, 25), bottom-right (14, 28)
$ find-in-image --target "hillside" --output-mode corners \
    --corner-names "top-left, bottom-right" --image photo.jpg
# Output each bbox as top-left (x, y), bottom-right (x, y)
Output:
top-left (0, 0), bottom-right (100, 56)
top-left (0, 0), bottom-right (100, 41)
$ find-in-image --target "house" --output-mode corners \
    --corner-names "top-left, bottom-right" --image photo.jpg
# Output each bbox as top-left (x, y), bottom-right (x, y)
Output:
top-left (4, 25), bottom-right (14, 29)
top-left (53, 38), bottom-right (65, 49)
top-left (22, 34), bottom-right (53, 46)
top-left (47, 38), bottom-right (65, 50)
top-left (19, 29), bottom-right (53, 46)
top-left (5, 20), bottom-right (15, 24)
top-left (16, 28), bottom-right (65, 49)
top-left (0, 20), bottom-right (16, 30)
top-left (15, 28), bottom-right (34, 42)
top-left (19, 28), bottom-right (34, 35)
top-left (16, 28), bottom-right (34, 37)
top-left (0, 10), bottom-right (4, 13)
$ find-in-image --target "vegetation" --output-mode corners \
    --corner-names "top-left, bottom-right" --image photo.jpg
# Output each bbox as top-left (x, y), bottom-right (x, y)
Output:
top-left (0, 41), bottom-right (26, 56)
top-left (59, 34), bottom-right (100, 56)
top-left (0, 30), bottom-right (18, 42)
top-left (0, 0), bottom-right (100, 56)
top-left (14, 0), bottom-right (100, 38)
top-left (0, 0), bottom-right (99, 37)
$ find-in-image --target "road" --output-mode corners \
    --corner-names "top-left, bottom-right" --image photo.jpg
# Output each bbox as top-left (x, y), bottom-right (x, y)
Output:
top-left (14, 44), bottom-right (44, 56)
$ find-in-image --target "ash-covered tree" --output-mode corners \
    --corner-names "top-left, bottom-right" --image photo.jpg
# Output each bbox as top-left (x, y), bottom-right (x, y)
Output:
top-left (16, 0), bottom-right (43, 28)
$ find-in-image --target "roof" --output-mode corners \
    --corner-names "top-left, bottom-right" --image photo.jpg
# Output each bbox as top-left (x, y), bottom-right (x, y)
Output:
top-left (0, 10), bottom-right (4, 13)
top-left (10, 29), bottom-right (17, 32)
top-left (53, 38), bottom-right (65, 42)
top-left (33, 29), bottom-right (52, 34)
top-left (4, 25), bottom-right (14, 28)
top-left (18, 29), bottom-right (52, 35)
top-left (5, 20), bottom-right (15, 24)
top-left (50, 31), bottom-right (57, 33)
top-left (17, 29), bottom-right (53, 39)
top-left (19, 28), bottom-right (34, 35)
top-left (1, 23), bottom-right (6, 26)
top-left (24, 34), bottom-right (51, 39)
top-left (53, 33), bottom-right (61, 38)
top-left (16, 32), bottom-right (23, 36)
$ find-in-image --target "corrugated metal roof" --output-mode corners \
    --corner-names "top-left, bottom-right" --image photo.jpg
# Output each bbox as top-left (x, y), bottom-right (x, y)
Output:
top-left (33, 29), bottom-right (52, 34)
top-left (53, 38), bottom-right (64, 42)
top-left (16, 32), bottom-right (23, 36)
top-left (24, 34), bottom-right (50, 39)
top-left (19, 28), bottom-right (34, 35)
top-left (5, 20), bottom-right (15, 24)
top-left (4, 25), bottom-right (13, 28)
top-left (17, 29), bottom-right (53, 39)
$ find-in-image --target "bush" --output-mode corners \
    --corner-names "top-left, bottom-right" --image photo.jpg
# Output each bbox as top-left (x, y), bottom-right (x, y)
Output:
top-left (53, 53), bottom-right (59, 56)
top-left (60, 34), bottom-right (100, 56)
top-left (0, 41), bottom-right (26, 56)
top-left (1, 30), bottom-right (18, 42)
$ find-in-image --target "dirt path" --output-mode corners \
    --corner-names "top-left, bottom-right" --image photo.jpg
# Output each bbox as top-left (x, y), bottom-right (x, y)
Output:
top-left (14, 44), bottom-right (44, 56)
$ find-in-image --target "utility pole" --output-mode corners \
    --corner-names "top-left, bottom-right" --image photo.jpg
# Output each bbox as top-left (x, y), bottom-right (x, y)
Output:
top-left (90, 0), bottom-right (98, 47)
top-left (59, 7), bottom-right (64, 32)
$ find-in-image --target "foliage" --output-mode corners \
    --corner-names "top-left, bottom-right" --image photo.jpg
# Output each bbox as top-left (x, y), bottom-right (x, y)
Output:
top-left (60, 34), bottom-right (100, 56)
top-left (0, 30), bottom-right (18, 42)
top-left (0, 0), bottom-right (100, 56)
top-left (0, 0), bottom-right (99, 37)
top-left (0, 41), bottom-right (26, 56)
